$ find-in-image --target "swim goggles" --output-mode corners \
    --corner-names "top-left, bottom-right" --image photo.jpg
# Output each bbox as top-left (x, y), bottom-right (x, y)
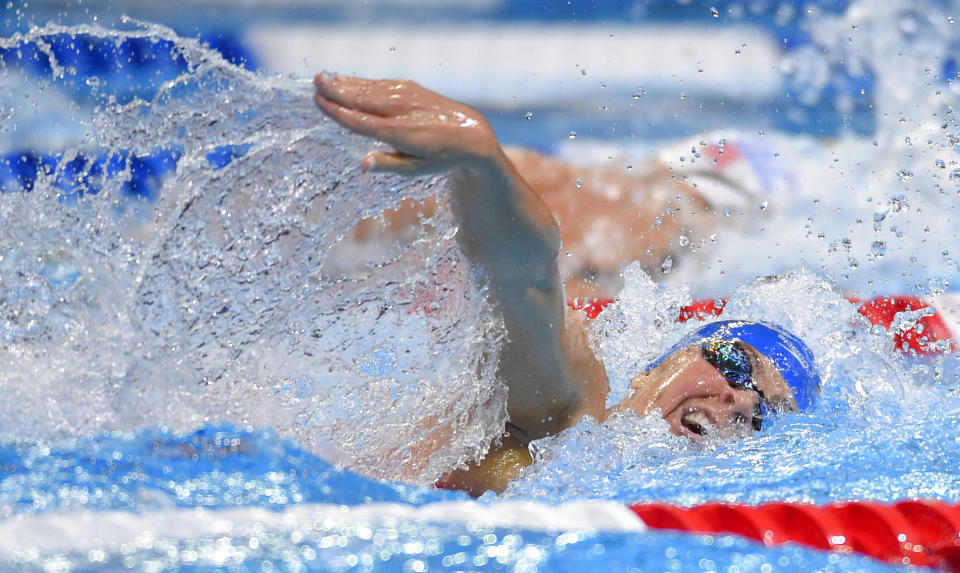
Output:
top-left (701, 339), bottom-right (765, 431)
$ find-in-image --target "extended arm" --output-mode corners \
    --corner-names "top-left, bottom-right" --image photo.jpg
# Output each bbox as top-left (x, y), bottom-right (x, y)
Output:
top-left (314, 75), bottom-right (604, 439)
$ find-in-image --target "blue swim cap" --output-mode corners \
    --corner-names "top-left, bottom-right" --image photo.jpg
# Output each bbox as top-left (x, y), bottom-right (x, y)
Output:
top-left (646, 320), bottom-right (821, 412)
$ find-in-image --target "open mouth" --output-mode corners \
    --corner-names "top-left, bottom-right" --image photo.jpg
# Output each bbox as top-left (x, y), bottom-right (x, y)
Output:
top-left (681, 410), bottom-right (716, 437)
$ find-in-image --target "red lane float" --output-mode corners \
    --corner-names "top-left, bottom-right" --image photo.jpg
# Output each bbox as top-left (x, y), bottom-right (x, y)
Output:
top-left (569, 294), bottom-right (960, 355)
top-left (630, 500), bottom-right (960, 571)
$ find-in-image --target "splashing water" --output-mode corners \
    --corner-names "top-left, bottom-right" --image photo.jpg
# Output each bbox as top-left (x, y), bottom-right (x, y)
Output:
top-left (0, 22), bottom-right (506, 485)
top-left (743, 0), bottom-right (960, 296)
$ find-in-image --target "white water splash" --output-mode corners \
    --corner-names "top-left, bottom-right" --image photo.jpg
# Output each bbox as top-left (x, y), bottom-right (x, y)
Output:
top-left (0, 22), bottom-right (506, 485)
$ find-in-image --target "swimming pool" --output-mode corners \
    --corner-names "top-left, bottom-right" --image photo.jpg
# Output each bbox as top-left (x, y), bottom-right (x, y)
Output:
top-left (2, 0), bottom-right (960, 571)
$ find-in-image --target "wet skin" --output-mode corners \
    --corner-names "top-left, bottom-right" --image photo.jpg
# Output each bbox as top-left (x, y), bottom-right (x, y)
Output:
top-left (613, 342), bottom-right (797, 440)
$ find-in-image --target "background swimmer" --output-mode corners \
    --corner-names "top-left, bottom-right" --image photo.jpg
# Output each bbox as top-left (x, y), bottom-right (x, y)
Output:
top-left (327, 139), bottom-right (768, 299)
top-left (328, 147), bottom-right (715, 299)
top-left (314, 74), bottom-right (822, 495)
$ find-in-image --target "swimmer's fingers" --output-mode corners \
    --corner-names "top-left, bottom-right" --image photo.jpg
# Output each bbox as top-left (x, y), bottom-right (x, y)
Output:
top-left (314, 93), bottom-right (400, 141)
top-left (314, 74), bottom-right (413, 118)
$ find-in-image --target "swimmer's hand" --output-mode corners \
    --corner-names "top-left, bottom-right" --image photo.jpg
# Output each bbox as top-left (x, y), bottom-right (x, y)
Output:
top-left (314, 74), bottom-right (499, 175)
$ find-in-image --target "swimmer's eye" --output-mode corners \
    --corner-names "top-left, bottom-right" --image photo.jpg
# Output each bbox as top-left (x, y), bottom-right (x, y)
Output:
top-left (701, 339), bottom-right (753, 387)
top-left (702, 339), bottom-right (766, 431)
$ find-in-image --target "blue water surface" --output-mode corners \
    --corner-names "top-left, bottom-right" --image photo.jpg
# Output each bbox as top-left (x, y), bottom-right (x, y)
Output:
top-left (0, 424), bottom-right (921, 573)
top-left (0, 424), bottom-right (458, 517)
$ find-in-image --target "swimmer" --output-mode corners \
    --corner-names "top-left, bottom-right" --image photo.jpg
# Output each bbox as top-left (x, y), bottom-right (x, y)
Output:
top-left (313, 75), bottom-right (820, 495)
top-left (330, 146), bottom-right (712, 299)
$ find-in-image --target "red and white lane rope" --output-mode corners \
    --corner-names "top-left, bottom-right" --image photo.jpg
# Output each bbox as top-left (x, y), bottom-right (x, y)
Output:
top-left (2, 500), bottom-right (955, 570)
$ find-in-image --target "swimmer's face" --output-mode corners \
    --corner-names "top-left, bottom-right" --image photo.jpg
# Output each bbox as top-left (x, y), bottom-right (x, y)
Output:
top-left (617, 342), bottom-right (797, 440)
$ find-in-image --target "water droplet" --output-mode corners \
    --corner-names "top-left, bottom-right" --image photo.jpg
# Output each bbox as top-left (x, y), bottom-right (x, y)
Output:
top-left (710, 6), bottom-right (719, 17)
top-left (897, 169), bottom-right (913, 181)
top-left (625, 164), bottom-right (633, 171)
top-left (581, 68), bottom-right (588, 76)
top-left (928, 278), bottom-right (949, 296)
top-left (568, 131), bottom-right (577, 140)
top-left (936, 158), bottom-right (946, 169)
top-left (709, 233), bottom-right (718, 242)
top-left (575, 178), bottom-right (583, 188)
top-left (388, 46), bottom-right (397, 53)
top-left (848, 256), bottom-right (860, 269)
top-left (870, 241), bottom-right (887, 257)
top-left (524, 112), bottom-right (533, 120)
top-left (759, 200), bottom-right (768, 211)
top-left (678, 235), bottom-right (690, 247)
top-left (660, 256), bottom-right (674, 273)
top-left (890, 194), bottom-right (909, 212)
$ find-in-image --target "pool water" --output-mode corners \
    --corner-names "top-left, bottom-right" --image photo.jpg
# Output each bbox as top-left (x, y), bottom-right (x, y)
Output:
top-left (2, 1), bottom-right (960, 571)
top-left (0, 424), bottom-right (917, 572)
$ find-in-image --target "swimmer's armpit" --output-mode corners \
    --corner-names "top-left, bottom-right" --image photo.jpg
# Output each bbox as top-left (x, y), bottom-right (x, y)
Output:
top-left (436, 433), bottom-right (532, 497)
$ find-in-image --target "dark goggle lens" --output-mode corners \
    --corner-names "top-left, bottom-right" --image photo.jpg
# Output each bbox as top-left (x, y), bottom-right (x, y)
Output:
top-left (702, 339), bottom-right (754, 388)
top-left (701, 339), bottom-right (764, 431)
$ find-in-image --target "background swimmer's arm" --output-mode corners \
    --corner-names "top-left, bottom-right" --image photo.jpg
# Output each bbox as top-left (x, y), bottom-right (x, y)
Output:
top-left (314, 75), bottom-right (603, 439)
